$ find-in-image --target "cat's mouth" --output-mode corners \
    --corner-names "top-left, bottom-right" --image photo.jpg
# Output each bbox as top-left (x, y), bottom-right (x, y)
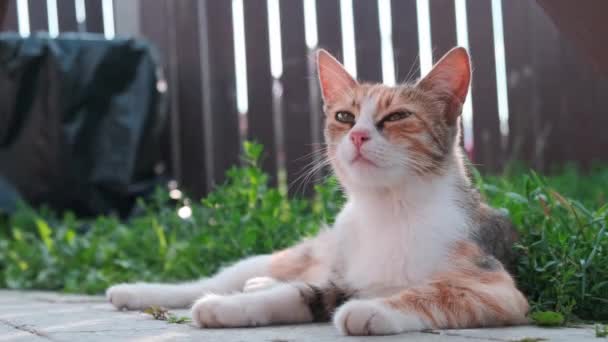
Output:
top-left (351, 154), bottom-right (377, 167)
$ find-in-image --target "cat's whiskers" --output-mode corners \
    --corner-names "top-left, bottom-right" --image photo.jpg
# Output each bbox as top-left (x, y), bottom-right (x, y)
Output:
top-left (288, 145), bottom-right (335, 196)
top-left (400, 54), bottom-right (422, 85)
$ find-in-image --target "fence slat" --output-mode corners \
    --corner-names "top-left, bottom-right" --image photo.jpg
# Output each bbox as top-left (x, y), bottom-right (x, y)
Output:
top-left (530, 2), bottom-right (608, 170)
top-left (113, 0), bottom-right (140, 37)
top-left (140, 0), bottom-right (178, 180)
top-left (28, 1), bottom-right (49, 33)
top-left (314, 0), bottom-right (342, 140)
top-left (466, 0), bottom-right (501, 171)
top-left (502, 0), bottom-right (536, 167)
top-left (244, 0), bottom-right (278, 183)
top-left (171, 0), bottom-right (209, 196)
top-left (537, 0), bottom-right (608, 76)
top-left (529, 2), bottom-right (562, 171)
top-left (353, 0), bottom-right (382, 82)
top-left (316, 0), bottom-right (342, 61)
top-left (84, 0), bottom-right (103, 33)
top-left (57, 0), bottom-right (79, 32)
top-left (279, 0), bottom-right (314, 195)
top-left (588, 65), bottom-right (608, 167)
top-left (1, 0), bottom-right (18, 31)
top-left (428, 0), bottom-right (456, 62)
top-left (200, 0), bottom-right (240, 186)
top-left (391, 0), bottom-right (419, 83)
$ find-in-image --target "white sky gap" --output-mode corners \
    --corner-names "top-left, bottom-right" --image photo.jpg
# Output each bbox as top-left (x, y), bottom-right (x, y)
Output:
top-left (102, 0), bottom-right (115, 39)
top-left (232, 0), bottom-right (249, 114)
top-left (378, 0), bottom-right (395, 85)
top-left (492, 0), bottom-right (510, 137)
top-left (16, 0), bottom-right (30, 37)
top-left (415, 0), bottom-right (432, 75)
top-left (340, 0), bottom-right (357, 77)
top-left (454, 0), bottom-right (474, 152)
top-left (47, 0), bottom-right (59, 37)
top-left (75, 0), bottom-right (86, 24)
top-left (267, 0), bottom-right (283, 78)
top-left (303, 0), bottom-right (318, 49)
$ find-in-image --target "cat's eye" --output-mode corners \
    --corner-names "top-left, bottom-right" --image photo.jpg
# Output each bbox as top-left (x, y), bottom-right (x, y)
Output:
top-left (335, 111), bottom-right (355, 124)
top-left (384, 111), bottom-right (412, 122)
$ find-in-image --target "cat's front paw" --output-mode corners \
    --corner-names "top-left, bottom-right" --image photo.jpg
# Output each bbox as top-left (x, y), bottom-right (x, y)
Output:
top-left (243, 277), bottom-right (279, 293)
top-left (106, 284), bottom-right (145, 310)
top-left (333, 300), bottom-right (425, 336)
top-left (192, 294), bottom-right (268, 328)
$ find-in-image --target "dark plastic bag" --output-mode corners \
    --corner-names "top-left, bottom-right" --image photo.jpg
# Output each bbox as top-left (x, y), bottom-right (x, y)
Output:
top-left (0, 33), bottom-right (167, 217)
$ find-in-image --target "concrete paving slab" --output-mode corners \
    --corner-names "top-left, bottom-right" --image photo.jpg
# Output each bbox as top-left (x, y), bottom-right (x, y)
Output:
top-left (0, 290), bottom-right (600, 342)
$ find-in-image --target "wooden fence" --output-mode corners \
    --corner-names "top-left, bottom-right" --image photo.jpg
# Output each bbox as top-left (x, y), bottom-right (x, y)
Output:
top-left (2, 0), bottom-right (607, 198)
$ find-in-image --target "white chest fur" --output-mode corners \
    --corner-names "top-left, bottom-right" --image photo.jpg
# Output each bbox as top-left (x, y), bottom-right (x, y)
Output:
top-left (333, 175), bottom-right (470, 295)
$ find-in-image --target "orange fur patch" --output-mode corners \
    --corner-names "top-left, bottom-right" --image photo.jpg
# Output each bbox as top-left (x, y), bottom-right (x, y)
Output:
top-left (269, 248), bottom-right (318, 282)
top-left (385, 240), bottom-right (529, 329)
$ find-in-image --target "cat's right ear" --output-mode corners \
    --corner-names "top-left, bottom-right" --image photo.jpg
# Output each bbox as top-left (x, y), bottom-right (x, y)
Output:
top-left (316, 49), bottom-right (358, 104)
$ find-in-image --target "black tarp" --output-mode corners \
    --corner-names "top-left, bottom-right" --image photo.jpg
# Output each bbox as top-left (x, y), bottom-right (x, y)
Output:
top-left (0, 33), bottom-right (167, 217)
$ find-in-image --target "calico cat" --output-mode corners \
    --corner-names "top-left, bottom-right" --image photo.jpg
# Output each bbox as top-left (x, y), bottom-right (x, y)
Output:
top-left (106, 47), bottom-right (529, 335)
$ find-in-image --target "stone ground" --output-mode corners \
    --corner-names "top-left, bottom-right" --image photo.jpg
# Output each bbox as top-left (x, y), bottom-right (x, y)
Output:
top-left (0, 290), bottom-right (600, 342)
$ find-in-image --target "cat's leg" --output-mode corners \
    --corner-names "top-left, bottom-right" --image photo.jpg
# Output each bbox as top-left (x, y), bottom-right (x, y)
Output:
top-left (243, 276), bottom-right (280, 293)
top-left (107, 254), bottom-right (272, 310)
top-left (192, 282), bottom-right (347, 328)
top-left (107, 230), bottom-right (332, 310)
top-left (333, 263), bottom-right (529, 335)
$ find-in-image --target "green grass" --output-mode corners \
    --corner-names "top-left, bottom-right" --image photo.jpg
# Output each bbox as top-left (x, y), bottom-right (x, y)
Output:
top-left (529, 311), bottom-right (565, 327)
top-left (596, 324), bottom-right (608, 338)
top-left (0, 142), bottom-right (607, 322)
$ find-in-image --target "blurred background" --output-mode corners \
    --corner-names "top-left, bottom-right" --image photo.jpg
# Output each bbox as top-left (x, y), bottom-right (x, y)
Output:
top-left (1, 0), bottom-right (607, 216)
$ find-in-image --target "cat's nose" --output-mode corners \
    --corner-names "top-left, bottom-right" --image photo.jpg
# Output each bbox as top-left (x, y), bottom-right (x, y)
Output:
top-left (350, 130), bottom-right (370, 149)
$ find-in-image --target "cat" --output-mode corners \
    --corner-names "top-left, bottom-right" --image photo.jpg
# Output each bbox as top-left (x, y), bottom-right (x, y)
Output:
top-left (106, 47), bottom-right (529, 335)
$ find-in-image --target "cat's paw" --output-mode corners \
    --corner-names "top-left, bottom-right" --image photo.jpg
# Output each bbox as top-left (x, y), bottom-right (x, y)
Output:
top-left (192, 294), bottom-right (268, 328)
top-left (333, 300), bottom-right (425, 336)
top-left (243, 277), bottom-right (279, 293)
top-left (106, 284), bottom-right (145, 310)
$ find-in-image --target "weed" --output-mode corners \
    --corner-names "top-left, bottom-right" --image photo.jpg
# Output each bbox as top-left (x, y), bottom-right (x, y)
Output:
top-left (143, 306), bottom-right (191, 324)
top-left (596, 324), bottom-right (608, 338)
top-left (530, 311), bottom-right (565, 327)
top-left (143, 306), bottom-right (169, 320)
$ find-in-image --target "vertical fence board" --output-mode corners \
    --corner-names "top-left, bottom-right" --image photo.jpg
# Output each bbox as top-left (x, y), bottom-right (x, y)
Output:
top-left (140, 0), bottom-right (178, 180)
top-left (391, 0), bottom-right (419, 83)
top-left (114, 0), bottom-right (140, 37)
top-left (588, 67), bottom-right (608, 167)
top-left (57, 0), bottom-right (78, 32)
top-left (1, 0), bottom-right (18, 31)
top-left (534, 0), bottom-right (608, 168)
top-left (537, 4), bottom-right (608, 170)
top-left (314, 0), bottom-right (342, 139)
top-left (28, 1), bottom-right (49, 33)
top-left (244, 0), bottom-right (278, 182)
top-left (316, 0), bottom-right (342, 62)
top-left (84, 0), bottom-right (103, 33)
top-left (171, 0), bottom-right (208, 196)
top-left (466, 0), bottom-right (500, 171)
top-left (279, 0), bottom-right (314, 195)
top-left (200, 0), bottom-right (240, 186)
top-left (353, 0), bottom-right (382, 81)
top-left (502, 0), bottom-right (536, 166)
top-left (536, 0), bottom-right (608, 76)
top-left (529, 2), bottom-right (562, 171)
top-left (428, 0), bottom-right (456, 62)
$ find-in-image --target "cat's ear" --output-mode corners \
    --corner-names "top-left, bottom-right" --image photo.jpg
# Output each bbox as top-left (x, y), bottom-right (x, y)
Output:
top-left (417, 47), bottom-right (471, 122)
top-left (317, 49), bottom-right (358, 104)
